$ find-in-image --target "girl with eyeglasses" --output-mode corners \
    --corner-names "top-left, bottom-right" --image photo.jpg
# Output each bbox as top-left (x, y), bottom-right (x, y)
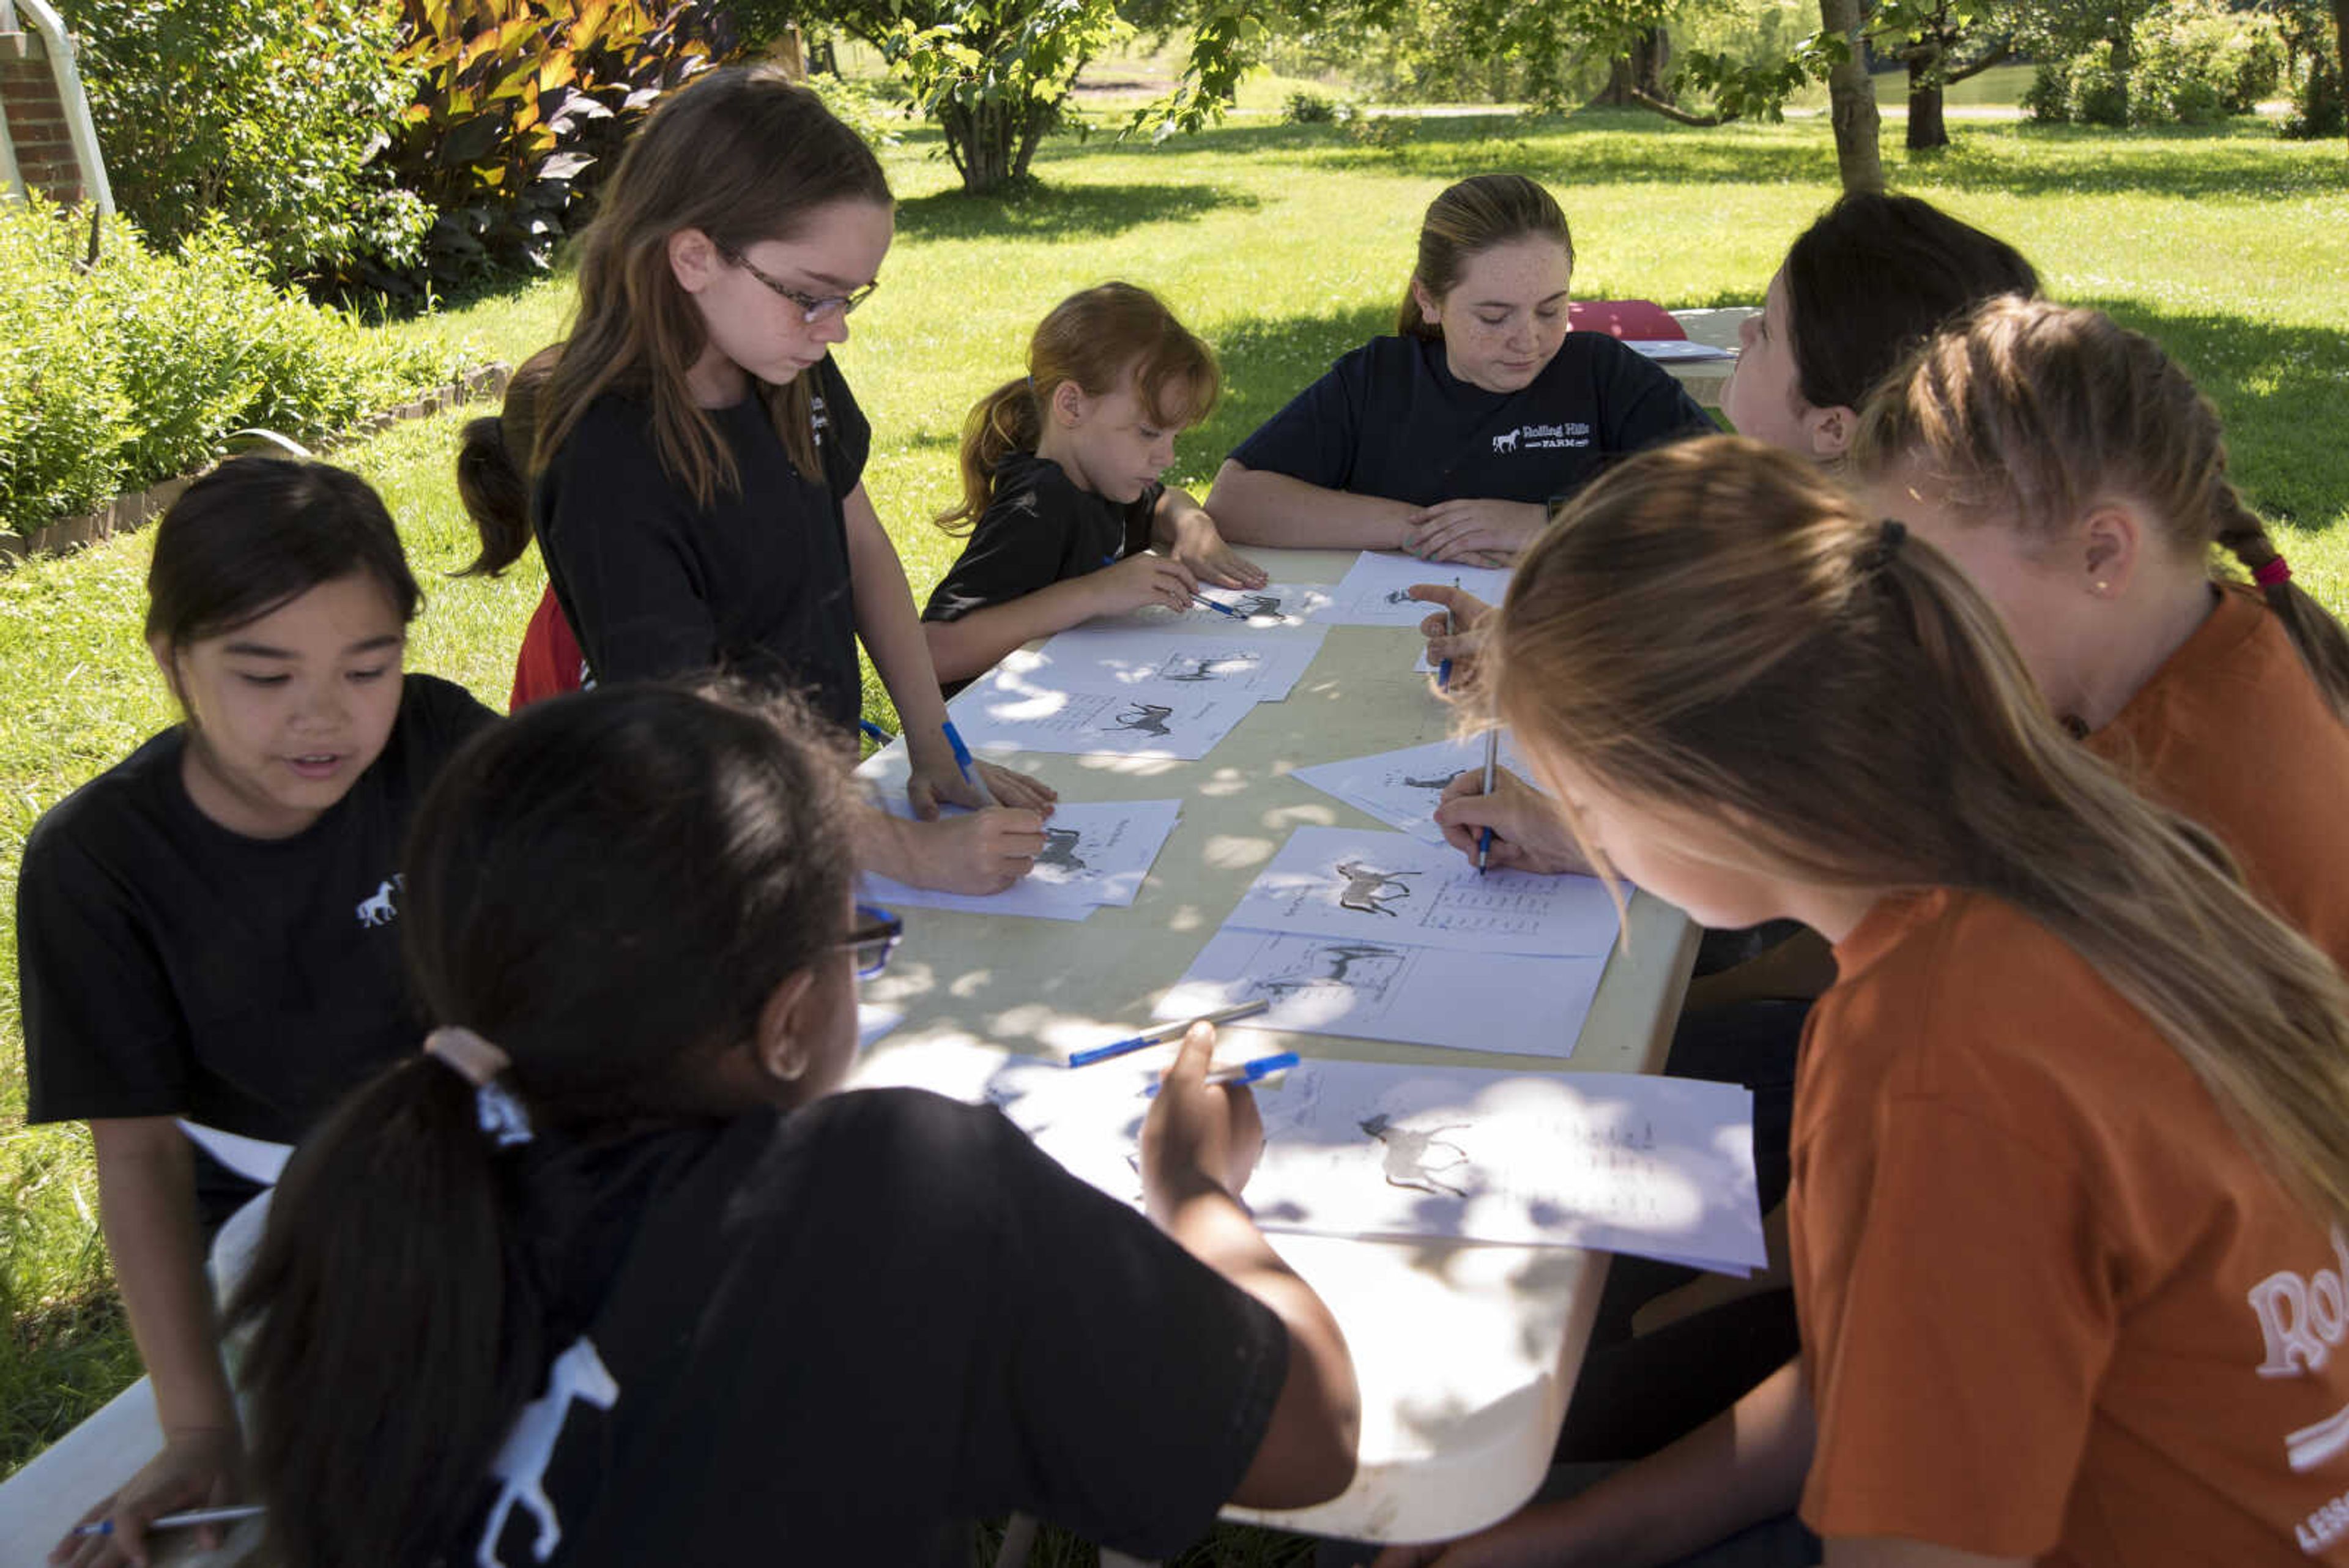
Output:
top-left (228, 682), bottom-right (1360, 1568)
top-left (455, 66), bottom-right (1053, 895)
top-left (922, 281), bottom-right (1263, 688)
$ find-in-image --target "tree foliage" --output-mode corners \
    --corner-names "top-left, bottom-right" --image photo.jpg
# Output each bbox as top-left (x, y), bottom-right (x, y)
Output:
top-left (56, 0), bottom-right (431, 288)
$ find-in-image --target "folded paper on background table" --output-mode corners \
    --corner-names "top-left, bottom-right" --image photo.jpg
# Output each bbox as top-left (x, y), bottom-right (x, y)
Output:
top-left (848, 1042), bottom-right (1765, 1273)
top-left (1328, 552), bottom-right (1513, 628)
top-left (861, 798), bottom-right (1184, 921)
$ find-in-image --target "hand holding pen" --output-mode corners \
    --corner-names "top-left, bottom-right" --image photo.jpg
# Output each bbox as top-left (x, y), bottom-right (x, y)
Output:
top-left (1139, 1020), bottom-right (1267, 1215)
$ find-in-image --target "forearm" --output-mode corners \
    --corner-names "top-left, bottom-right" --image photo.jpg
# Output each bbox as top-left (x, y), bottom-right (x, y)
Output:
top-left (845, 504), bottom-right (954, 747)
top-left (1549, 1359), bottom-right (1814, 1567)
top-left (923, 576), bottom-right (1107, 683)
top-left (91, 1123), bottom-right (238, 1434)
top-left (1206, 463), bottom-right (1416, 550)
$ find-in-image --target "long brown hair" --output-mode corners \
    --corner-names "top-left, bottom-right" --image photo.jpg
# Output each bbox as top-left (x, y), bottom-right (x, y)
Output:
top-left (936, 281), bottom-right (1219, 535)
top-left (536, 66), bottom-right (891, 510)
top-left (1850, 296), bottom-right (2349, 716)
top-left (1397, 173), bottom-right (1573, 340)
top-left (455, 343), bottom-right (562, 578)
top-left (229, 683), bottom-right (854, 1568)
top-left (1489, 436), bottom-right (2349, 1219)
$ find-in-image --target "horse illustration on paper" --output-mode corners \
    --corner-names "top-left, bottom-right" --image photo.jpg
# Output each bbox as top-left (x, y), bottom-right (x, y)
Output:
top-left (1360, 1113), bottom-right (1474, 1199)
top-left (1335, 860), bottom-right (1417, 916)
top-left (1110, 702), bottom-right (1175, 737)
top-left (1255, 942), bottom-right (1403, 1004)
top-left (1036, 825), bottom-right (1086, 873)
top-left (1399, 773), bottom-right (1456, 793)
top-left (475, 1337), bottom-right (620, 1567)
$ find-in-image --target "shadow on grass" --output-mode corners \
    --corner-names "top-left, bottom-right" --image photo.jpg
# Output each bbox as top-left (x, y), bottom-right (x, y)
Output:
top-left (896, 179), bottom-right (1261, 242)
top-left (2077, 298), bottom-right (2349, 533)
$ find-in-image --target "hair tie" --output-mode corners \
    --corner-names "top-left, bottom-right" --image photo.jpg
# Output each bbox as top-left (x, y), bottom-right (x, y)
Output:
top-left (2254, 554), bottom-right (2293, 589)
top-left (1862, 517), bottom-right (1907, 573)
top-left (423, 1025), bottom-right (534, 1148)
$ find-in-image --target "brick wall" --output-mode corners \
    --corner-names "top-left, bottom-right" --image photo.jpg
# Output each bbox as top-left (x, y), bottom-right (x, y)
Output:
top-left (0, 32), bottom-right (86, 206)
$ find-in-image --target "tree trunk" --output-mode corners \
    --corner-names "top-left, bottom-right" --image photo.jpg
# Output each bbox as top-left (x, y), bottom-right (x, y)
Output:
top-left (2109, 17), bottom-right (2136, 125)
top-left (946, 95), bottom-right (1054, 193)
top-left (2334, 0), bottom-right (2349, 149)
top-left (1596, 26), bottom-right (1672, 106)
top-left (1906, 52), bottom-right (1948, 150)
top-left (1819, 0), bottom-right (1883, 192)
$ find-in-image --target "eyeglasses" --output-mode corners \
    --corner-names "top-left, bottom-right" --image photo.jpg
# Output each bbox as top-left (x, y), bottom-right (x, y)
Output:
top-left (841, 904), bottom-right (904, 979)
top-left (719, 246), bottom-right (880, 324)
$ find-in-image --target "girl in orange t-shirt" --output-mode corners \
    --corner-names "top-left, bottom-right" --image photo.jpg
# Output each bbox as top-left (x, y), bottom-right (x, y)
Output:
top-left (1850, 296), bottom-right (2349, 960)
top-left (1376, 436), bottom-right (2349, 1568)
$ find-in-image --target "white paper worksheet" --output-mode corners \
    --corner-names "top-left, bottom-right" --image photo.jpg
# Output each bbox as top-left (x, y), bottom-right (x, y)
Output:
top-left (1291, 734), bottom-right (1537, 843)
top-left (863, 798), bottom-right (1184, 921)
top-left (1327, 552), bottom-right (1513, 628)
top-left (946, 668), bottom-right (1258, 760)
top-left (1223, 827), bottom-right (1621, 957)
top-left (1002, 623), bottom-right (1328, 702)
top-left (1156, 929), bottom-right (1603, 1057)
top-left (1077, 582), bottom-right (1342, 634)
top-left (848, 1044), bottom-right (1765, 1273)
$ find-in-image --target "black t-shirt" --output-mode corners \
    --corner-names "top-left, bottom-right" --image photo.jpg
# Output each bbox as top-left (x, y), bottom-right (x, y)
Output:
top-left (1228, 331), bottom-right (1716, 507)
top-left (18, 675), bottom-right (496, 1149)
top-left (533, 360), bottom-right (873, 730)
top-left (469, 1089), bottom-right (1286, 1567)
top-left (921, 451), bottom-right (1160, 623)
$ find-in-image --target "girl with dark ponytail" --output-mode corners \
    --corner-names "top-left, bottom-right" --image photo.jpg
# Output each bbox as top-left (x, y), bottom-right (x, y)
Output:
top-left (230, 683), bottom-right (1359, 1568)
top-left (1852, 296), bottom-right (2349, 964)
top-left (1381, 435), bottom-right (2349, 1567)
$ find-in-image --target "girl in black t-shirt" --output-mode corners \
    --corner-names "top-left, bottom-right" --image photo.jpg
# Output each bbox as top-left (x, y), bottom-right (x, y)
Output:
top-left (1209, 173), bottom-right (1714, 568)
top-left (19, 456), bottom-right (497, 1565)
top-left (229, 683), bottom-right (1359, 1568)
top-left (455, 66), bottom-right (1054, 898)
top-left (921, 281), bottom-right (1267, 686)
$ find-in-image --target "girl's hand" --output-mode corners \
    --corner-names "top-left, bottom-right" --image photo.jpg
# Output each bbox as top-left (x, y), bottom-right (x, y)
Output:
top-left (1434, 767), bottom-right (1592, 877)
top-left (1405, 499), bottom-right (1548, 565)
top-left (1409, 584), bottom-right (1494, 678)
top-left (54, 1427), bottom-right (243, 1568)
top-left (975, 760), bottom-right (1056, 815)
top-left (901, 808), bottom-right (1047, 894)
top-left (1091, 552), bottom-right (1200, 616)
top-left (1369, 1501), bottom-right (1597, 1568)
top-left (1168, 519), bottom-right (1269, 590)
top-left (1140, 1022), bottom-right (1266, 1214)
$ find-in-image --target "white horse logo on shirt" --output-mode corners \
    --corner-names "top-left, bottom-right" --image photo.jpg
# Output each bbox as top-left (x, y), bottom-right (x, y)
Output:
top-left (476, 1337), bottom-right (620, 1567)
top-left (355, 875), bottom-right (402, 928)
top-left (1491, 428), bottom-right (1521, 454)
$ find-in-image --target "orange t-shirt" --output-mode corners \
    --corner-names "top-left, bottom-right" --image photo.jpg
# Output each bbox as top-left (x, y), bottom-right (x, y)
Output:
top-left (1794, 888), bottom-right (2349, 1564)
top-left (2089, 585), bottom-right (2349, 964)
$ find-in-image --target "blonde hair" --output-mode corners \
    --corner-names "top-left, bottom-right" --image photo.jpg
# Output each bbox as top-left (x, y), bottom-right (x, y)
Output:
top-left (937, 281), bottom-right (1219, 535)
top-left (1398, 174), bottom-right (1573, 340)
top-left (536, 67), bottom-right (891, 511)
top-left (1850, 297), bottom-right (2349, 716)
top-left (1490, 435), bottom-right (2349, 1219)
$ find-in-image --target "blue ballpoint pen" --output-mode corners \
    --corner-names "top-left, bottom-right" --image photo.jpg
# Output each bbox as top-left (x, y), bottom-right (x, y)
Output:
top-left (858, 719), bottom-right (894, 745)
top-left (1067, 1000), bottom-right (1272, 1068)
top-left (73, 1505), bottom-right (265, 1538)
top-left (1436, 576), bottom-right (1458, 691)
top-left (939, 719), bottom-right (998, 806)
top-left (1475, 725), bottom-right (1500, 874)
top-left (1143, 1050), bottom-right (1301, 1099)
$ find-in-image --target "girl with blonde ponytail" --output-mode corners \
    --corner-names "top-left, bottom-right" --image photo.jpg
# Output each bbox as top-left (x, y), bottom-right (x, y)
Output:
top-left (1379, 436), bottom-right (2349, 1568)
top-left (921, 282), bottom-right (1258, 685)
top-left (1852, 296), bottom-right (2349, 962)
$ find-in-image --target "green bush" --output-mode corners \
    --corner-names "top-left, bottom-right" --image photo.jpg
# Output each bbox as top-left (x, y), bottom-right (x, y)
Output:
top-left (56, 0), bottom-right (432, 290)
top-left (0, 199), bottom-right (455, 540)
top-left (2025, 2), bottom-right (2284, 127)
top-left (1282, 88), bottom-right (1338, 123)
top-left (369, 0), bottom-right (728, 296)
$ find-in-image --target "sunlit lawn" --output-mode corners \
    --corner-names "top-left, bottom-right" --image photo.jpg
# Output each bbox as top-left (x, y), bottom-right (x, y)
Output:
top-left (3, 102), bottom-right (2343, 1553)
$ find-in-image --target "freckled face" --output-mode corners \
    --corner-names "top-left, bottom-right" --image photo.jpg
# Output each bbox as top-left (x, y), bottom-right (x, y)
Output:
top-left (1060, 366), bottom-right (1187, 505)
top-left (1418, 237), bottom-right (1573, 395)
top-left (158, 573), bottom-right (408, 839)
top-left (685, 199), bottom-right (894, 394)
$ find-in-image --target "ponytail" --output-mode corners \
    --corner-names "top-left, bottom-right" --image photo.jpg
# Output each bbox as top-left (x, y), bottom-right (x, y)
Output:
top-left (934, 283), bottom-right (1219, 537)
top-left (937, 377), bottom-right (1042, 535)
top-left (229, 1055), bottom-right (543, 1568)
top-left (2213, 490), bottom-right (2349, 718)
top-left (456, 345), bottom-right (562, 579)
top-left (1852, 296), bottom-right (2349, 719)
top-left (1493, 437), bottom-right (2349, 1222)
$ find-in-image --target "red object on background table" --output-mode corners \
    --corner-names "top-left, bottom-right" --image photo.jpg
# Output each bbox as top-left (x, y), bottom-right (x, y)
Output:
top-left (1567, 299), bottom-right (1685, 340)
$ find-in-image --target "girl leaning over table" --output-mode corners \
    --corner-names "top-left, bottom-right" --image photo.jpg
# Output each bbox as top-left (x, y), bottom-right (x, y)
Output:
top-left (229, 681), bottom-right (1359, 1568)
top-left (21, 457), bottom-right (499, 1567)
top-left (1376, 436), bottom-right (2349, 1567)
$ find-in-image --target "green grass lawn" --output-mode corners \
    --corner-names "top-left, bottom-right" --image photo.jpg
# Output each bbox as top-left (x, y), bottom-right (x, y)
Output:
top-left (3, 105), bottom-right (2345, 1537)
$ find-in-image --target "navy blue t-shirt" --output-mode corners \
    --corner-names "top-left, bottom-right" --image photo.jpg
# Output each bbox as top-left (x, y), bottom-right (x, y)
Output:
top-left (533, 360), bottom-right (872, 731)
top-left (921, 452), bottom-right (1160, 625)
top-left (1228, 332), bottom-right (1716, 507)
